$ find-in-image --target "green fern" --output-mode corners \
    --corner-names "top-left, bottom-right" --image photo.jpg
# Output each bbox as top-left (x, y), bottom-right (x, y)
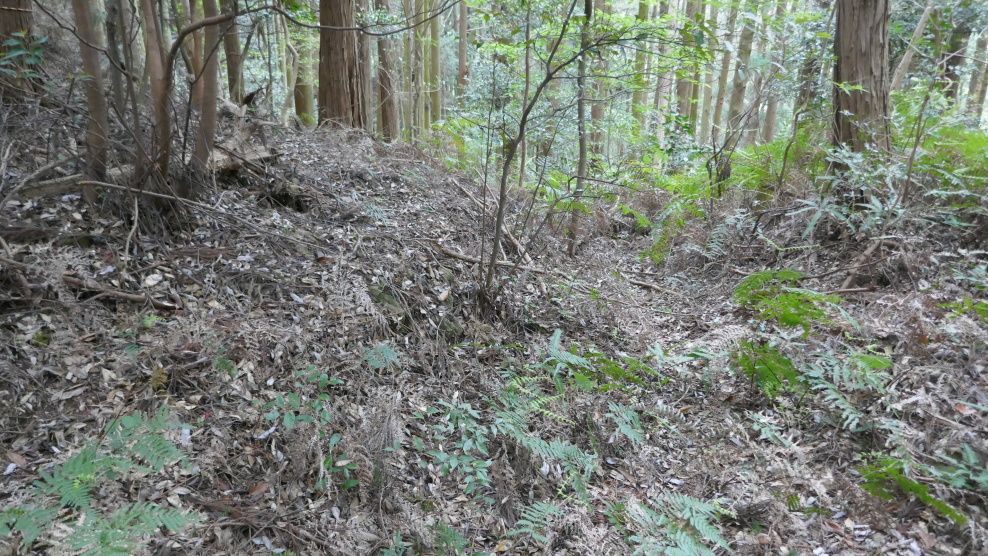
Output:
top-left (605, 402), bottom-right (645, 448)
top-left (733, 341), bottom-right (801, 399)
top-left (624, 493), bottom-right (733, 555)
top-left (508, 502), bottom-right (566, 543)
top-left (734, 270), bottom-right (840, 334)
top-left (361, 342), bottom-right (402, 370)
top-left (0, 407), bottom-right (197, 553)
top-left (860, 457), bottom-right (966, 525)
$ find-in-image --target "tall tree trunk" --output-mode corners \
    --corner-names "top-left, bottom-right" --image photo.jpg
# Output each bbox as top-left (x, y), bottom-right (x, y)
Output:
top-left (191, 0), bottom-right (221, 190)
top-left (760, 0), bottom-right (788, 144)
top-left (375, 0), bottom-right (399, 140)
top-left (631, 0), bottom-right (651, 129)
top-left (358, 0), bottom-right (374, 128)
top-left (589, 0), bottom-right (608, 165)
top-left (429, 0), bottom-right (441, 125)
top-left (651, 0), bottom-right (671, 148)
top-left (833, 0), bottom-right (890, 155)
top-left (318, 0), bottom-right (366, 128)
top-left (889, 0), bottom-right (933, 92)
top-left (966, 29), bottom-right (988, 114)
top-left (457, 1), bottom-right (468, 98)
top-left (940, 23), bottom-right (972, 101)
top-left (70, 0), bottom-right (108, 203)
top-left (294, 42), bottom-right (316, 126)
top-left (675, 0), bottom-right (702, 130)
top-left (721, 0), bottom-right (758, 163)
top-left (697, 2), bottom-right (718, 145)
top-left (711, 2), bottom-right (739, 142)
top-left (140, 0), bottom-right (171, 180)
top-left (219, 0), bottom-right (243, 103)
top-left (970, 33), bottom-right (988, 121)
top-left (569, 0), bottom-right (592, 258)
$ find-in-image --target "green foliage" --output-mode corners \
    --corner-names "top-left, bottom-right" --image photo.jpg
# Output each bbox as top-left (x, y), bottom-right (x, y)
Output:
top-left (414, 401), bottom-right (493, 499)
top-left (800, 349), bottom-right (891, 431)
top-left (610, 493), bottom-right (732, 555)
top-left (605, 402), bottom-right (645, 448)
top-left (934, 444), bottom-right (988, 494)
top-left (508, 501), bottom-right (566, 543)
top-left (322, 433), bottom-right (360, 491)
top-left (0, 407), bottom-right (196, 553)
top-left (263, 365), bottom-right (342, 430)
top-left (432, 521), bottom-right (471, 555)
top-left (733, 341), bottom-right (801, 399)
top-left (733, 270), bottom-right (841, 334)
top-left (361, 342), bottom-right (402, 370)
top-left (859, 456), bottom-right (966, 525)
top-left (0, 32), bottom-right (47, 79)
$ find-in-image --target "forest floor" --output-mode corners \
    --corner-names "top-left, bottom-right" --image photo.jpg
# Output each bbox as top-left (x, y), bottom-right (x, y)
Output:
top-left (1, 127), bottom-right (986, 555)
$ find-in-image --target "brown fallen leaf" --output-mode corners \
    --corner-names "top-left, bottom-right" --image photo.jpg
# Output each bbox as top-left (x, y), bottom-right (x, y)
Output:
top-left (6, 451), bottom-right (28, 468)
top-left (954, 403), bottom-right (976, 416)
top-left (249, 481), bottom-right (269, 498)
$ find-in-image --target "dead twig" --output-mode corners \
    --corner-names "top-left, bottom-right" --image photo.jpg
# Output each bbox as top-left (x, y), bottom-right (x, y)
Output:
top-left (0, 255), bottom-right (180, 310)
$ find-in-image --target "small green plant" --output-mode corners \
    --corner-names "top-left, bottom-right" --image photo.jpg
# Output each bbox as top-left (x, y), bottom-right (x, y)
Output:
top-left (414, 401), bottom-right (493, 498)
top-left (508, 501), bottom-right (566, 544)
top-left (0, 32), bottom-right (47, 80)
top-left (141, 314), bottom-right (165, 328)
top-left (0, 407), bottom-right (196, 554)
top-left (733, 340), bottom-right (801, 399)
top-left (263, 365), bottom-right (342, 429)
top-left (322, 433), bottom-right (359, 490)
top-left (361, 342), bottom-right (402, 370)
top-left (734, 270), bottom-right (842, 334)
top-left (859, 455), bottom-right (966, 525)
top-left (608, 493), bottom-right (732, 555)
top-left (432, 521), bottom-right (471, 555)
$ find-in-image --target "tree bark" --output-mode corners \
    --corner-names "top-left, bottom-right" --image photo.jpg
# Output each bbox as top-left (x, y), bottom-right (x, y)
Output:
top-left (0, 0), bottom-right (31, 43)
top-left (569, 0), bottom-right (593, 258)
top-left (219, 0), bottom-right (243, 103)
top-left (318, 0), bottom-right (366, 128)
top-left (191, 0), bottom-right (221, 186)
top-left (375, 0), bottom-right (399, 140)
top-left (294, 41), bottom-right (316, 126)
top-left (457, 1), bottom-right (468, 98)
top-left (833, 0), bottom-right (890, 154)
top-left (965, 33), bottom-right (987, 113)
top-left (589, 0), bottom-right (608, 164)
top-left (971, 33), bottom-right (988, 122)
top-left (429, 0), bottom-right (441, 124)
top-left (675, 0), bottom-right (702, 130)
top-left (711, 2), bottom-right (739, 142)
top-left (697, 2), bottom-right (718, 145)
top-left (358, 0), bottom-right (374, 127)
top-left (760, 0), bottom-right (788, 144)
top-left (722, 1), bottom-right (758, 156)
top-left (70, 0), bottom-right (108, 203)
top-left (940, 23), bottom-right (971, 101)
top-left (631, 0), bottom-right (651, 129)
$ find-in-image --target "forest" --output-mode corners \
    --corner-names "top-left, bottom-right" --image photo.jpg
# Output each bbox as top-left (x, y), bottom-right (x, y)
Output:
top-left (0, 0), bottom-right (987, 554)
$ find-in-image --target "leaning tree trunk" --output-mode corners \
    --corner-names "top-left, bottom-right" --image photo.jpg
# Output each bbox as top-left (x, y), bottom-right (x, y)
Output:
top-left (889, 0), bottom-right (932, 92)
top-left (833, 0), bottom-right (890, 155)
top-left (318, 0), bottom-right (366, 128)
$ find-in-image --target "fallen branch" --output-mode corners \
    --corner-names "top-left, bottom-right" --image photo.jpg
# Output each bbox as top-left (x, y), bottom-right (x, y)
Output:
top-left (0, 255), bottom-right (180, 310)
top-left (429, 240), bottom-right (550, 275)
top-left (618, 271), bottom-right (684, 297)
top-left (823, 286), bottom-right (876, 295)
